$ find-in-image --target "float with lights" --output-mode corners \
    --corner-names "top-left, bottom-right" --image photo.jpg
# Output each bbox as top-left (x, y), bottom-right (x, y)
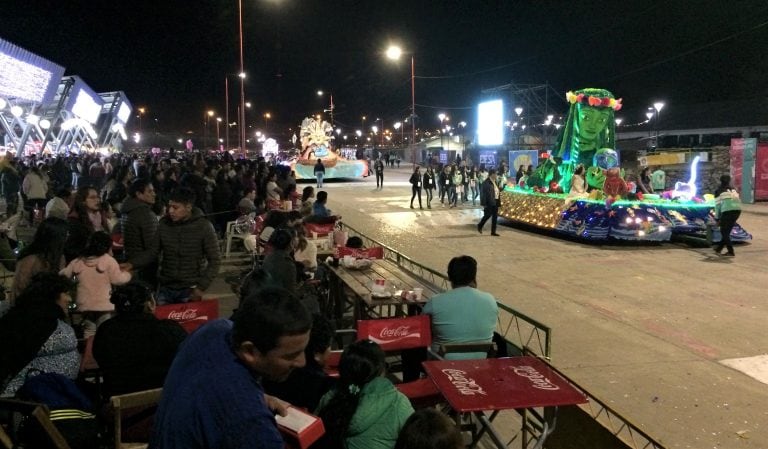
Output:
top-left (499, 88), bottom-right (751, 243)
top-left (289, 116), bottom-right (368, 179)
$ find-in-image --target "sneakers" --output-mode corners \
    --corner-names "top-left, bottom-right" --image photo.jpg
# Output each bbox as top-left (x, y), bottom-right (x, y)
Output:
top-left (491, 233), bottom-right (500, 236)
top-left (713, 247), bottom-right (722, 255)
top-left (723, 252), bottom-right (735, 257)
top-left (477, 224), bottom-right (483, 234)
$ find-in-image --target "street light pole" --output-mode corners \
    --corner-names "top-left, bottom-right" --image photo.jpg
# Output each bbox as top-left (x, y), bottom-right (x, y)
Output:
top-left (216, 117), bottom-right (222, 150)
top-left (238, 0), bottom-right (246, 157)
top-left (410, 56), bottom-right (416, 164)
top-left (225, 77), bottom-right (229, 151)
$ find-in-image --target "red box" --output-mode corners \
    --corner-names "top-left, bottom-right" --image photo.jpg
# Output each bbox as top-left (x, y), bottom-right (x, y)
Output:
top-left (276, 406), bottom-right (325, 449)
top-left (154, 299), bottom-right (219, 333)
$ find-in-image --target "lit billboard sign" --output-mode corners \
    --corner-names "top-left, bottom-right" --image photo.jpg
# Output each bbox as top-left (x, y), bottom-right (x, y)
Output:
top-left (0, 38), bottom-right (64, 104)
top-left (477, 99), bottom-right (504, 146)
top-left (65, 77), bottom-right (104, 124)
top-left (117, 102), bottom-right (132, 124)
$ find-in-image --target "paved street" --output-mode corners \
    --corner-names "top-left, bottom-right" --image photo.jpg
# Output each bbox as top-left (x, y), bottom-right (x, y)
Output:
top-left (310, 166), bottom-right (768, 449)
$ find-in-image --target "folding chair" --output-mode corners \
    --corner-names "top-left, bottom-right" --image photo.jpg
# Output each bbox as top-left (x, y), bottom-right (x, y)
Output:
top-left (224, 219), bottom-right (251, 259)
top-left (0, 399), bottom-right (71, 449)
top-left (356, 315), bottom-right (443, 408)
top-left (110, 388), bottom-right (163, 449)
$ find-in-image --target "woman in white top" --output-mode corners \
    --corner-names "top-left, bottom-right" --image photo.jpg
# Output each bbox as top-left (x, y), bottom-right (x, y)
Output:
top-left (22, 165), bottom-right (49, 222)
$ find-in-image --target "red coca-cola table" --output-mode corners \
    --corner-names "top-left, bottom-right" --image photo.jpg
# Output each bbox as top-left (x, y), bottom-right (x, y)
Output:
top-left (422, 357), bottom-right (587, 449)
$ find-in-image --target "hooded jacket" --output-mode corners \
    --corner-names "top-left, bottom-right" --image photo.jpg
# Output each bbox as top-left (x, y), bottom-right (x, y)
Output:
top-left (121, 196), bottom-right (159, 270)
top-left (316, 377), bottom-right (413, 449)
top-left (158, 208), bottom-right (220, 290)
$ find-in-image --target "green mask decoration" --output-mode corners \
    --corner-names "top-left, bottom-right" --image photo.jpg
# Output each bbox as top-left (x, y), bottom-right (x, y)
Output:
top-left (528, 88), bottom-right (622, 191)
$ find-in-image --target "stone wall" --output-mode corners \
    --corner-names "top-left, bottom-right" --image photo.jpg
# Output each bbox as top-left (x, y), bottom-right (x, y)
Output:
top-left (619, 145), bottom-right (730, 194)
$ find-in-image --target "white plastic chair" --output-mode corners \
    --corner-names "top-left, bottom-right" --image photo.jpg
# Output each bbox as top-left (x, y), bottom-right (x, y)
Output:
top-left (224, 220), bottom-right (250, 258)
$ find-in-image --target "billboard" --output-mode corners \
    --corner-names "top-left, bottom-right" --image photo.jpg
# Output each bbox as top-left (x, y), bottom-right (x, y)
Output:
top-left (477, 99), bottom-right (504, 146)
top-left (508, 150), bottom-right (539, 179)
top-left (0, 38), bottom-right (64, 105)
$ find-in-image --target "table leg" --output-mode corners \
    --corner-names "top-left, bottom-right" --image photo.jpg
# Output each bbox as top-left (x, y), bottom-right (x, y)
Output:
top-left (473, 411), bottom-right (507, 449)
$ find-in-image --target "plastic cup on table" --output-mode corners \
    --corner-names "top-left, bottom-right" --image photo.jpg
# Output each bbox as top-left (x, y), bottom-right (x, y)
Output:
top-left (413, 288), bottom-right (423, 301)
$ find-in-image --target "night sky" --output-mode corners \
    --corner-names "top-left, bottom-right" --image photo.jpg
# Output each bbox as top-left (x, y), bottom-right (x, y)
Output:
top-left (4, 0), bottom-right (768, 142)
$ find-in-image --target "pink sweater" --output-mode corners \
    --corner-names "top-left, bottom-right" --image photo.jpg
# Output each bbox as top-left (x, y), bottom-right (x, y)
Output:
top-left (60, 254), bottom-right (132, 312)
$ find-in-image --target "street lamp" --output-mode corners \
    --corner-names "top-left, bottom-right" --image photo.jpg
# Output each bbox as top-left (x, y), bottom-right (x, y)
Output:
top-left (264, 112), bottom-right (271, 132)
top-left (216, 117), bottom-right (222, 150)
top-left (394, 121), bottom-right (402, 145)
top-left (458, 121), bottom-right (467, 154)
top-left (205, 110), bottom-right (214, 148)
top-left (137, 107), bottom-right (146, 133)
top-left (653, 101), bottom-right (665, 148)
top-left (438, 113), bottom-right (447, 150)
top-left (386, 44), bottom-right (417, 164)
top-left (237, 0), bottom-right (247, 156)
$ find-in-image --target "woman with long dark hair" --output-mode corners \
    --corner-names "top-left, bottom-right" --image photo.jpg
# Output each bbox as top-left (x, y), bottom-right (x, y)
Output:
top-left (0, 273), bottom-right (79, 397)
top-left (12, 217), bottom-right (69, 300)
top-left (316, 340), bottom-right (413, 449)
top-left (66, 186), bottom-right (109, 262)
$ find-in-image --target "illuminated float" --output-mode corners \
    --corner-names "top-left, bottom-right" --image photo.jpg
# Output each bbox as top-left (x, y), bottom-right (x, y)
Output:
top-left (289, 116), bottom-right (368, 179)
top-left (499, 88), bottom-right (751, 243)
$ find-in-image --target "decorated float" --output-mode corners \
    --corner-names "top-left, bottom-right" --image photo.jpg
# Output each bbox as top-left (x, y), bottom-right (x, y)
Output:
top-left (500, 88), bottom-right (751, 243)
top-left (289, 116), bottom-right (368, 179)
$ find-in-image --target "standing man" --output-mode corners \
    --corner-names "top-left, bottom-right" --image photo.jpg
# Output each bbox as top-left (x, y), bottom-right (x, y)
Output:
top-left (150, 287), bottom-right (312, 449)
top-left (314, 158), bottom-right (325, 189)
top-left (374, 157), bottom-right (385, 189)
top-left (157, 187), bottom-right (220, 304)
top-left (121, 179), bottom-right (159, 286)
top-left (477, 169), bottom-right (500, 236)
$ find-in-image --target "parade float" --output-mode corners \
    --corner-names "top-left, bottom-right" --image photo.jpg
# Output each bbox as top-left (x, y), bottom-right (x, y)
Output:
top-left (499, 88), bottom-right (751, 243)
top-left (289, 116), bottom-right (368, 179)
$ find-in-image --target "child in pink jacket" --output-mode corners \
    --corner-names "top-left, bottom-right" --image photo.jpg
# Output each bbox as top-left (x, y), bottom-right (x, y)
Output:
top-left (61, 231), bottom-right (132, 338)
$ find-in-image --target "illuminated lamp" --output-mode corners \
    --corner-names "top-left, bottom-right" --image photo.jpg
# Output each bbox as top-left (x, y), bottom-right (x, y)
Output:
top-left (39, 119), bottom-right (51, 129)
top-left (10, 106), bottom-right (23, 117)
top-left (0, 98), bottom-right (6, 109)
top-left (26, 114), bottom-right (39, 125)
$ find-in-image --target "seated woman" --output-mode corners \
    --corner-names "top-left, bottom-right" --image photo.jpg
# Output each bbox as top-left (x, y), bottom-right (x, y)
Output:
top-left (315, 340), bottom-right (413, 449)
top-left (262, 314), bottom-right (336, 412)
top-left (293, 227), bottom-right (318, 273)
top-left (60, 231), bottom-right (132, 338)
top-left (93, 282), bottom-right (187, 398)
top-left (261, 228), bottom-right (298, 293)
top-left (0, 273), bottom-right (80, 397)
top-left (566, 164), bottom-right (588, 201)
top-left (11, 217), bottom-right (68, 301)
top-left (299, 186), bottom-right (315, 217)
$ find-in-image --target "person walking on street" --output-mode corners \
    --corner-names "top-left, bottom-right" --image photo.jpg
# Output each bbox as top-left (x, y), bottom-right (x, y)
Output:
top-left (409, 166), bottom-right (423, 210)
top-left (314, 158), bottom-right (325, 189)
top-left (375, 157), bottom-right (385, 189)
top-left (477, 169), bottom-right (500, 236)
top-left (423, 166), bottom-right (435, 209)
top-left (713, 174), bottom-right (742, 257)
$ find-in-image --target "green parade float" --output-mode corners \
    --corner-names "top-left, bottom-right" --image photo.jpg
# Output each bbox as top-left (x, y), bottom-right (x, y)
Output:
top-left (499, 88), bottom-right (751, 242)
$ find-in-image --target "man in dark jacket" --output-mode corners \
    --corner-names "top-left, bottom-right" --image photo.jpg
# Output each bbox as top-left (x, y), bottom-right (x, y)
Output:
top-left (121, 179), bottom-right (159, 286)
top-left (477, 169), bottom-right (500, 236)
top-left (157, 187), bottom-right (221, 304)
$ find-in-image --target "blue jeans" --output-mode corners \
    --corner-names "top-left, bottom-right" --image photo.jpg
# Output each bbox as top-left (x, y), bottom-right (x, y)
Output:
top-left (157, 287), bottom-right (193, 305)
top-left (316, 172), bottom-right (324, 188)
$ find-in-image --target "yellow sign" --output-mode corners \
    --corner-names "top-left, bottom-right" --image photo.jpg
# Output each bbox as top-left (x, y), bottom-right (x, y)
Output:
top-left (638, 153), bottom-right (686, 166)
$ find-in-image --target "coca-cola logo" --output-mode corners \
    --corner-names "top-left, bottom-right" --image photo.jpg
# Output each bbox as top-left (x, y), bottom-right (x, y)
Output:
top-left (166, 308), bottom-right (208, 322)
top-left (442, 369), bottom-right (487, 396)
top-left (379, 325), bottom-right (411, 338)
top-left (512, 365), bottom-right (560, 391)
